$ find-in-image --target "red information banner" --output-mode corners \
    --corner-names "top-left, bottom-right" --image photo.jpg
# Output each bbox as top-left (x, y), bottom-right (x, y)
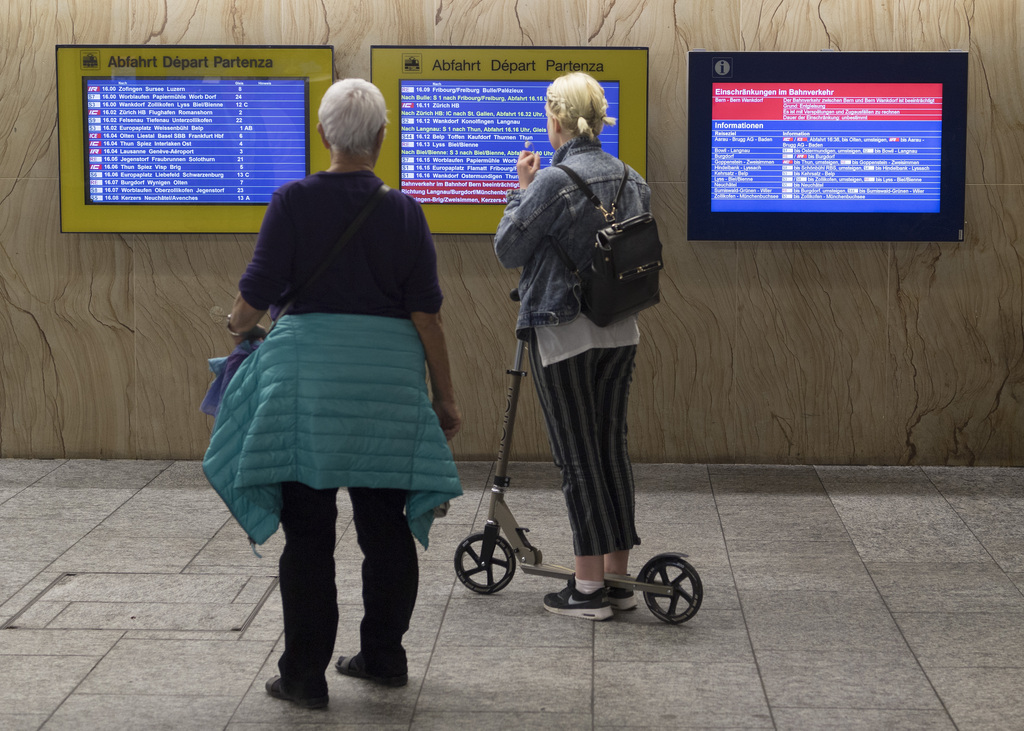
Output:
top-left (712, 83), bottom-right (943, 122)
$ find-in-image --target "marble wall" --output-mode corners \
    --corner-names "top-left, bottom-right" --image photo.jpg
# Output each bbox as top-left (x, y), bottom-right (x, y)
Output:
top-left (1, 0), bottom-right (1021, 464)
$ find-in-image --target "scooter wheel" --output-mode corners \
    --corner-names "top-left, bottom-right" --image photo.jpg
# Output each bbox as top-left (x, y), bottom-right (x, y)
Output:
top-left (454, 532), bottom-right (517, 594)
top-left (638, 552), bottom-right (703, 624)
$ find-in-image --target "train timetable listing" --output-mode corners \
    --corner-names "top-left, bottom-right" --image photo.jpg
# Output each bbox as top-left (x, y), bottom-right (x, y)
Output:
top-left (85, 78), bottom-right (307, 204)
top-left (710, 82), bottom-right (944, 213)
top-left (399, 80), bottom-right (620, 204)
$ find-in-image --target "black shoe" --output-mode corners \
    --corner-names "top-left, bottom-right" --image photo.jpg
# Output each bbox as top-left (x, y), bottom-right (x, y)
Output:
top-left (543, 577), bottom-right (613, 621)
top-left (264, 676), bottom-right (328, 709)
top-left (607, 586), bottom-right (638, 611)
top-left (335, 653), bottom-right (408, 687)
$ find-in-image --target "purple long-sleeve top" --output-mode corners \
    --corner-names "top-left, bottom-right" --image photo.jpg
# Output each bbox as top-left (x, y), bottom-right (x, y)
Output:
top-left (239, 170), bottom-right (443, 318)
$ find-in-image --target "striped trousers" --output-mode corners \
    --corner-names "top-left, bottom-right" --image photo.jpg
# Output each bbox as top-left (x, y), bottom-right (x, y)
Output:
top-left (528, 337), bottom-right (641, 556)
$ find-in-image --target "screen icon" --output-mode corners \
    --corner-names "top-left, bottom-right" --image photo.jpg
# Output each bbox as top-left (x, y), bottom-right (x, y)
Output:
top-left (712, 57), bottom-right (732, 78)
top-left (402, 54), bottom-right (422, 74)
top-left (80, 50), bottom-right (100, 69)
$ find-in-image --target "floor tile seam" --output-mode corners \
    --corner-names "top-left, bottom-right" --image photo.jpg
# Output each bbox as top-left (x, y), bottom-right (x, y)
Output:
top-left (740, 486), bottom-right (917, 668)
top-left (733, 587), bottom-right (894, 598)
top-left (813, 470), bottom-right (935, 583)
top-left (748, 647), bottom-right (954, 725)
top-left (36, 647), bottom-right (108, 730)
top-left (0, 650), bottom-right (119, 659)
top-left (921, 465), bottom-right (1016, 576)
top-left (737, 585), bottom-right (913, 610)
top-left (726, 537), bottom-right (869, 547)
top-left (850, 531), bottom-right (959, 728)
top-left (122, 633), bottom-right (265, 642)
top-left (35, 494), bottom-right (154, 581)
top-left (921, 663), bottom-right (1024, 670)
top-left (58, 690), bottom-right (244, 699)
top-left (748, 650), bottom-right (932, 665)
top-left (591, 657), bottom-right (781, 668)
top-left (1, 573), bottom-right (77, 630)
top-left (767, 702), bottom-right (953, 712)
top-left (231, 575), bottom-right (256, 604)
top-left (863, 558), bottom-right (1014, 567)
top-left (708, 465), bottom-right (777, 730)
top-left (442, 643), bottom-right (593, 651)
top-left (182, 516), bottom-right (238, 573)
top-left (29, 598), bottom-right (270, 606)
top-left (233, 577), bottom-right (279, 637)
top-left (28, 459), bottom-right (71, 488)
top-left (410, 555), bottom-right (463, 727)
top-left (890, 608), bottom-right (1024, 616)
top-left (225, 641), bottom-right (277, 730)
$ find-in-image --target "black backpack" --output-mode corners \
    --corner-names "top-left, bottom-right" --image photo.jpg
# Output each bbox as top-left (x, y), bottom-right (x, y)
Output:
top-left (552, 163), bottom-right (663, 326)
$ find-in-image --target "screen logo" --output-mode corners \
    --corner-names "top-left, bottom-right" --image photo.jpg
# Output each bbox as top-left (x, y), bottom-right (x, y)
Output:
top-left (712, 57), bottom-right (732, 78)
top-left (80, 50), bottom-right (101, 70)
top-left (402, 54), bottom-right (423, 74)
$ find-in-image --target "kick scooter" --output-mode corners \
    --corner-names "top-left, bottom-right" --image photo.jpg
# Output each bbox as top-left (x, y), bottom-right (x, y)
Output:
top-left (453, 303), bottom-right (703, 624)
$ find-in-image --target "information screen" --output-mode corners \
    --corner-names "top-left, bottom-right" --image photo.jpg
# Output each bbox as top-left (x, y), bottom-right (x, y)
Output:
top-left (711, 82), bottom-right (942, 213)
top-left (687, 51), bottom-right (968, 242)
top-left (85, 77), bottom-right (308, 205)
top-left (398, 80), bottom-right (619, 204)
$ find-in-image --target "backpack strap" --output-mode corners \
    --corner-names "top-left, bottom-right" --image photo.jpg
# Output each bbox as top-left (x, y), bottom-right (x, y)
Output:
top-left (555, 161), bottom-right (630, 223)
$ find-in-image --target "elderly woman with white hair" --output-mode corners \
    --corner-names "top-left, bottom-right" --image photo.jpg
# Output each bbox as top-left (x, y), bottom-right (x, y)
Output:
top-left (204, 78), bottom-right (462, 708)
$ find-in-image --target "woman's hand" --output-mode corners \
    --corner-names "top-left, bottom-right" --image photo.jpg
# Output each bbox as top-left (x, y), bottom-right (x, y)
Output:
top-left (516, 149), bottom-right (540, 189)
top-left (227, 293), bottom-right (267, 346)
top-left (410, 311), bottom-right (461, 441)
top-left (432, 397), bottom-right (462, 440)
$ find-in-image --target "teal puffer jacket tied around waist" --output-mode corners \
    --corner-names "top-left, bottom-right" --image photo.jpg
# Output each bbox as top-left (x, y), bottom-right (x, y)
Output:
top-left (203, 312), bottom-right (462, 549)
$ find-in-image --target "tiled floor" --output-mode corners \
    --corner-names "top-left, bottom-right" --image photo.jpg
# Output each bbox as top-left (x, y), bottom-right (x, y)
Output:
top-left (2, 459), bottom-right (1023, 729)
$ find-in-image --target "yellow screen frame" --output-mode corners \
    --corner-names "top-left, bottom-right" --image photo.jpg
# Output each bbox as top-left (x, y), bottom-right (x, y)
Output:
top-left (56, 45), bottom-right (334, 233)
top-left (371, 46), bottom-right (649, 234)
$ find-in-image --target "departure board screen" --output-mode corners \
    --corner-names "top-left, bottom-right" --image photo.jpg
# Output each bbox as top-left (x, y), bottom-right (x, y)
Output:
top-left (56, 44), bottom-right (332, 233)
top-left (711, 82), bottom-right (942, 213)
top-left (398, 80), bottom-right (620, 204)
top-left (85, 77), bottom-right (308, 205)
top-left (371, 45), bottom-right (649, 233)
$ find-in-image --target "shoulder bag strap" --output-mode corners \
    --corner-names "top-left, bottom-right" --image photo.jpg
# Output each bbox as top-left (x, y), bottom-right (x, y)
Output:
top-left (269, 182), bottom-right (390, 331)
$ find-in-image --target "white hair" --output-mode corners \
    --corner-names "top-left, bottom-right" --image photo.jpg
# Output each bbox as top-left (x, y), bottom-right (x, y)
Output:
top-left (317, 78), bottom-right (388, 157)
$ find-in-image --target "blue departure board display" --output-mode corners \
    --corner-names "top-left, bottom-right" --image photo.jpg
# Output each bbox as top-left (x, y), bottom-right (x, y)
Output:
top-left (84, 77), bottom-right (308, 205)
top-left (398, 80), bottom-right (620, 204)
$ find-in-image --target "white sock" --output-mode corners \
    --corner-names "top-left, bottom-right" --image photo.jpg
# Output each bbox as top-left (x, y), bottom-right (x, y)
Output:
top-left (575, 578), bottom-right (605, 595)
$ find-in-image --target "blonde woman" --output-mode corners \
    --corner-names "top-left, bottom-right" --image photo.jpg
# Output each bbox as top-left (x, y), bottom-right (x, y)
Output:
top-left (494, 73), bottom-right (651, 620)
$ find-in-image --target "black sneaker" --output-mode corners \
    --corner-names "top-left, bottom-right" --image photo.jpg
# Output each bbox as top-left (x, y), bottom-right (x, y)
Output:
top-left (543, 577), bottom-right (613, 621)
top-left (607, 586), bottom-right (638, 611)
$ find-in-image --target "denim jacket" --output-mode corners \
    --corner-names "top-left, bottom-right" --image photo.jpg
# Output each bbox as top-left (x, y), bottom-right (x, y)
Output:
top-left (494, 136), bottom-right (651, 334)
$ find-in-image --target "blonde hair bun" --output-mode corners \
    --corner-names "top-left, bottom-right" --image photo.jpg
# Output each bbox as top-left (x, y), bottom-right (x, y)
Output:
top-left (545, 72), bottom-right (616, 141)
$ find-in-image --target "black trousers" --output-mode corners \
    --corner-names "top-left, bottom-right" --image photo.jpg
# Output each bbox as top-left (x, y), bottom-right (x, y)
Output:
top-left (528, 339), bottom-right (640, 557)
top-left (276, 481), bottom-right (418, 698)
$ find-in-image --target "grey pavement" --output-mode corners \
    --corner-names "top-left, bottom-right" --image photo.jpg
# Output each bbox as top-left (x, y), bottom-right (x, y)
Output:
top-left (2, 459), bottom-right (1023, 729)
